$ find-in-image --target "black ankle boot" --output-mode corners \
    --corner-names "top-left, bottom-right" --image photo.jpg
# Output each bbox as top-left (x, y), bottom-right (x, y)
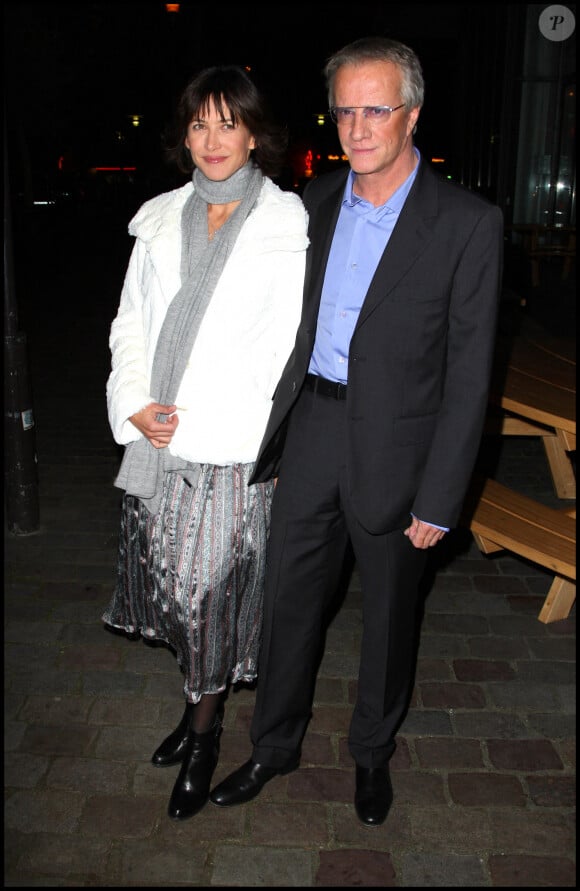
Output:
top-left (167, 720), bottom-right (222, 821)
top-left (151, 703), bottom-right (193, 767)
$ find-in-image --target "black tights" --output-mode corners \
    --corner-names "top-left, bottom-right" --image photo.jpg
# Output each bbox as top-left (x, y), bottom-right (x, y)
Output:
top-left (189, 692), bottom-right (222, 734)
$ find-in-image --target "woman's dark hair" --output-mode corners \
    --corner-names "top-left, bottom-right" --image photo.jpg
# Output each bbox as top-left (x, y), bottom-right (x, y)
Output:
top-left (164, 65), bottom-right (288, 178)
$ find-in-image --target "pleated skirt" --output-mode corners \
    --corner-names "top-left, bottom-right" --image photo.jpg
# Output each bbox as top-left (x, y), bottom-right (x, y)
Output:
top-left (102, 465), bottom-right (274, 703)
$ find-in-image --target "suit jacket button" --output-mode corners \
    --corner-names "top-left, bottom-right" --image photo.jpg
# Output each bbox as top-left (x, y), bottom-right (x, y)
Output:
top-left (292, 381), bottom-right (297, 392)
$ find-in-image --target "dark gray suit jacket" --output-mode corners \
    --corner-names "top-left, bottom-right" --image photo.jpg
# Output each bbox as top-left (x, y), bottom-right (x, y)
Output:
top-left (250, 160), bottom-right (504, 534)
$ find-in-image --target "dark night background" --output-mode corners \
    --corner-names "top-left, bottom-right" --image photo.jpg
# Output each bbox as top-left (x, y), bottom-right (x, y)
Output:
top-left (4, 0), bottom-right (510, 205)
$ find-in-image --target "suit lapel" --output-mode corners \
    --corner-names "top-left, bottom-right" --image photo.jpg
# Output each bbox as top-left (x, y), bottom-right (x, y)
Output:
top-left (303, 179), bottom-right (344, 327)
top-left (356, 162), bottom-right (439, 327)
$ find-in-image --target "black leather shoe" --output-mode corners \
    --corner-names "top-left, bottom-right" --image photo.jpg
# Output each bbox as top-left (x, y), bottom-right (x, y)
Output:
top-left (354, 765), bottom-right (393, 827)
top-left (167, 721), bottom-right (222, 821)
top-left (210, 758), bottom-right (298, 807)
top-left (151, 703), bottom-right (193, 767)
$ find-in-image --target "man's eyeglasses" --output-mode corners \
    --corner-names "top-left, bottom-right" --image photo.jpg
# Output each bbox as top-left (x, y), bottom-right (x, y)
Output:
top-left (328, 105), bottom-right (405, 125)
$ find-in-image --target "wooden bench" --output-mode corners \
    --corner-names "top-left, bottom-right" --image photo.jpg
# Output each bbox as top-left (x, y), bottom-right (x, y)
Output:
top-left (462, 477), bottom-right (576, 623)
top-left (486, 325), bottom-right (576, 499)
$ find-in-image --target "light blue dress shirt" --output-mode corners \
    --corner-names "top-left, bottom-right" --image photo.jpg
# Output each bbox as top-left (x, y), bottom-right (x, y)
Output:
top-left (308, 155), bottom-right (419, 384)
top-left (307, 152), bottom-right (449, 532)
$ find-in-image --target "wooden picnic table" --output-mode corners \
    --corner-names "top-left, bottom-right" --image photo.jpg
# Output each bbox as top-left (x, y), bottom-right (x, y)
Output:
top-left (486, 320), bottom-right (576, 499)
top-left (463, 320), bottom-right (576, 622)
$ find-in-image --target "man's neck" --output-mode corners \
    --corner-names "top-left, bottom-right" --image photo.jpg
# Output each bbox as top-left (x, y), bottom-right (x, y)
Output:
top-left (352, 149), bottom-right (418, 208)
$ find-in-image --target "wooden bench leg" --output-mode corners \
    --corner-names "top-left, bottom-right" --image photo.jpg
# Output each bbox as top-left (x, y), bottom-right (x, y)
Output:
top-left (538, 577), bottom-right (576, 623)
top-left (542, 435), bottom-right (577, 500)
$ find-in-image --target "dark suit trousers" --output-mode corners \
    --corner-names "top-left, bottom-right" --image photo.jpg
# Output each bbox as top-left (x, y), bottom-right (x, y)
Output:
top-left (251, 385), bottom-right (428, 770)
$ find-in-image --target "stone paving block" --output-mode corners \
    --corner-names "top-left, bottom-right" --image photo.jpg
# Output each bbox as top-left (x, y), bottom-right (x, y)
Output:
top-left (486, 738), bottom-right (563, 770)
top-left (453, 658), bottom-right (516, 681)
top-left (19, 724), bottom-right (98, 757)
top-left (81, 670), bottom-right (146, 697)
top-left (406, 807), bottom-right (493, 853)
top-left (399, 709), bottom-right (453, 736)
top-left (5, 790), bottom-right (83, 833)
top-left (516, 660), bottom-right (576, 684)
top-left (288, 767), bottom-right (352, 804)
top-left (525, 774), bottom-right (576, 807)
top-left (4, 691), bottom-right (27, 721)
top-left (415, 737), bottom-right (484, 769)
top-left (313, 676), bottom-right (346, 703)
top-left (318, 651), bottom-right (361, 677)
top-left (488, 853), bottom-right (576, 886)
top-left (415, 658), bottom-right (453, 680)
top-left (5, 643), bottom-right (59, 672)
top-left (557, 684), bottom-right (576, 713)
top-left (488, 809), bottom-right (575, 855)
top-left (8, 670), bottom-right (82, 697)
top-left (472, 575), bottom-right (529, 595)
top-left (4, 722), bottom-right (27, 752)
top-left (59, 644), bottom-right (122, 671)
top-left (142, 673), bottom-right (184, 699)
top-left (13, 833), bottom-right (113, 882)
top-left (417, 633), bottom-right (471, 658)
top-left (5, 752), bottom-right (50, 788)
top-left (399, 851), bottom-right (487, 886)
top-left (19, 694), bottom-right (93, 725)
top-left (425, 613), bottom-right (490, 635)
top-left (527, 712), bottom-right (577, 739)
top-left (77, 793), bottom-right (159, 838)
top-left (488, 614), bottom-right (549, 636)
top-left (117, 837), bottom-right (209, 886)
top-left (467, 636), bottom-right (530, 659)
top-left (527, 636), bottom-right (576, 661)
top-left (448, 772), bottom-right (526, 806)
top-left (315, 849), bottom-right (397, 886)
top-left (45, 756), bottom-right (130, 793)
top-left (89, 696), bottom-right (162, 727)
top-left (556, 738), bottom-right (576, 770)
top-left (122, 641), bottom-right (178, 674)
top-left (308, 705), bottom-right (352, 735)
top-left (301, 732), bottom-right (336, 766)
top-left (420, 681), bottom-right (487, 709)
top-left (391, 770), bottom-right (447, 805)
top-left (5, 620), bottom-right (63, 645)
top-left (93, 725), bottom-right (167, 761)
top-left (248, 801), bottom-right (329, 845)
top-left (486, 681), bottom-right (562, 710)
top-left (452, 711), bottom-right (528, 738)
top-left (211, 845), bottom-right (314, 886)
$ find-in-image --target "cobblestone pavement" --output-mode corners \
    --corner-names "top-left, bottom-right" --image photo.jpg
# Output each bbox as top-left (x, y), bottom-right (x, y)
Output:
top-left (4, 205), bottom-right (576, 886)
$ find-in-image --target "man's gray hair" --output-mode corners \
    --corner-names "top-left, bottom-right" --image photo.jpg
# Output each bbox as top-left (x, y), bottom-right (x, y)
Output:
top-left (324, 36), bottom-right (425, 110)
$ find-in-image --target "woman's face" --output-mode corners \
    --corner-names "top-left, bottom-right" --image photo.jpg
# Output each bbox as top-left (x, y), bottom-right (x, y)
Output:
top-left (184, 97), bottom-right (256, 181)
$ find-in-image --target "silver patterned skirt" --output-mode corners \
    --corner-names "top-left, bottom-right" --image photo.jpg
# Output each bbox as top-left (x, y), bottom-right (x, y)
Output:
top-left (102, 464), bottom-right (274, 703)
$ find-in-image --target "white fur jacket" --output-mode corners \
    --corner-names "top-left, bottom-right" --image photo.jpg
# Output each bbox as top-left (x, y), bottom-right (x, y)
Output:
top-left (106, 177), bottom-right (308, 465)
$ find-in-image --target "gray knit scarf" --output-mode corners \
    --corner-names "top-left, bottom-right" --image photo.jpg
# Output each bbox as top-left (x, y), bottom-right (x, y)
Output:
top-left (114, 160), bottom-right (264, 514)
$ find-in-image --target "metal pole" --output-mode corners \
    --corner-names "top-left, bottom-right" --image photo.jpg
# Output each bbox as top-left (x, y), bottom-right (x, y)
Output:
top-left (4, 117), bottom-right (40, 534)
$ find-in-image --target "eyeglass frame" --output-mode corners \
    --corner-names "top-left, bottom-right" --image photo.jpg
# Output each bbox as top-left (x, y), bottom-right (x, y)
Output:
top-left (328, 104), bottom-right (406, 124)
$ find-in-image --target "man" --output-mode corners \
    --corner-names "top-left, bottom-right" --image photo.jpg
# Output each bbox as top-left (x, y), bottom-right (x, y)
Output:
top-left (210, 36), bottom-right (503, 826)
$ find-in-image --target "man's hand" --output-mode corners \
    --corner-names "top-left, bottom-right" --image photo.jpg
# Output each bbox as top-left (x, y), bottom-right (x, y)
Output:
top-left (129, 402), bottom-right (179, 449)
top-left (404, 517), bottom-right (447, 549)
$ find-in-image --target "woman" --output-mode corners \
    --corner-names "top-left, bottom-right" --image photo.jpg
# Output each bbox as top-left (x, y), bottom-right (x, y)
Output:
top-left (102, 65), bottom-right (308, 822)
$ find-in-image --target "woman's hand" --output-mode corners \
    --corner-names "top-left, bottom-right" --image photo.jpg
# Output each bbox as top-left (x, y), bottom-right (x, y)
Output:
top-left (129, 402), bottom-right (179, 449)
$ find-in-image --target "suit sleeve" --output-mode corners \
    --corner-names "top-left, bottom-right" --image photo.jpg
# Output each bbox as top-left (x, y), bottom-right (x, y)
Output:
top-left (411, 203), bottom-right (504, 528)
